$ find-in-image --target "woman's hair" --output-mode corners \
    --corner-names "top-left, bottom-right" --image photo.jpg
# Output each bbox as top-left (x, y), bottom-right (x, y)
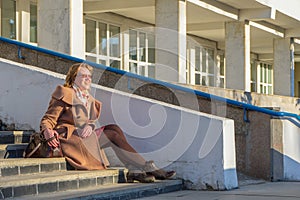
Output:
top-left (64, 63), bottom-right (93, 88)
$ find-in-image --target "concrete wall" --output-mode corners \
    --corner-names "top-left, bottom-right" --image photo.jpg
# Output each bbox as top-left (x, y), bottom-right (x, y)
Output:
top-left (282, 119), bottom-right (300, 180)
top-left (0, 58), bottom-right (237, 190)
top-left (183, 84), bottom-right (300, 115)
top-left (271, 118), bottom-right (300, 181)
top-left (295, 62), bottom-right (300, 97)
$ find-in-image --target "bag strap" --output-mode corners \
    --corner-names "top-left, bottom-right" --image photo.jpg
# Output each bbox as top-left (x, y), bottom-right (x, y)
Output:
top-left (24, 142), bottom-right (42, 158)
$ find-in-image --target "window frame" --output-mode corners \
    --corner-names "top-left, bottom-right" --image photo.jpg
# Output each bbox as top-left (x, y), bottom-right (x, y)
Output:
top-left (85, 17), bottom-right (122, 70)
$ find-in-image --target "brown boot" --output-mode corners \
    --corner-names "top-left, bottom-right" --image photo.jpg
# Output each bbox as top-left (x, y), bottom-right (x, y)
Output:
top-left (126, 169), bottom-right (155, 183)
top-left (143, 160), bottom-right (176, 180)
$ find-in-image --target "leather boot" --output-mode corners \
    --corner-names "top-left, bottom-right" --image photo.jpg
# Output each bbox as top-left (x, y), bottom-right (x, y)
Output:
top-left (143, 160), bottom-right (176, 180)
top-left (126, 169), bottom-right (155, 183)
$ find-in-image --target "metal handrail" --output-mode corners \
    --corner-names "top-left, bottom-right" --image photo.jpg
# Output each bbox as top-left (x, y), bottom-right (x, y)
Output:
top-left (1, 36), bottom-right (299, 123)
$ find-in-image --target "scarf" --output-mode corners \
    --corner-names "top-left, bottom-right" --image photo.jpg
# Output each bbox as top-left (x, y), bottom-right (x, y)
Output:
top-left (73, 84), bottom-right (90, 108)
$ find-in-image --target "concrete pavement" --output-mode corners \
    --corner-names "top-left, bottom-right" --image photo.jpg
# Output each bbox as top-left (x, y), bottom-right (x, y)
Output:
top-left (138, 181), bottom-right (300, 200)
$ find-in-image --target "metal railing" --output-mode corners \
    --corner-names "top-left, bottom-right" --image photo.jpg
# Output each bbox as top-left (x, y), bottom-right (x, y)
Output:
top-left (1, 36), bottom-right (299, 124)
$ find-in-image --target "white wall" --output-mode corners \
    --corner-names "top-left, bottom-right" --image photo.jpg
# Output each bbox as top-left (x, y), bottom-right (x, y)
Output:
top-left (282, 120), bottom-right (300, 180)
top-left (0, 58), bottom-right (237, 190)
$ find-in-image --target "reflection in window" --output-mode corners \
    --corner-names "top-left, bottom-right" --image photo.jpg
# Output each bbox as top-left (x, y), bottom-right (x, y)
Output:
top-left (1, 0), bottom-right (16, 39)
top-left (30, 2), bottom-right (37, 43)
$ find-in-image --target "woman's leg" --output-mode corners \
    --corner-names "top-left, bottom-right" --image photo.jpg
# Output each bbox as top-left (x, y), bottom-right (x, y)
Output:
top-left (98, 124), bottom-right (176, 180)
top-left (98, 124), bottom-right (146, 168)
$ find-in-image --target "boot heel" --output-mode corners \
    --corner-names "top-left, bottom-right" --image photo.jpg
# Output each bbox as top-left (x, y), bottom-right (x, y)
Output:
top-left (126, 174), bottom-right (134, 183)
top-left (126, 170), bottom-right (155, 183)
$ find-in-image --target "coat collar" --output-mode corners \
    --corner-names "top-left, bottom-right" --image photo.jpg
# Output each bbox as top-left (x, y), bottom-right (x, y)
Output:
top-left (51, 85), bottom-right (101, 120)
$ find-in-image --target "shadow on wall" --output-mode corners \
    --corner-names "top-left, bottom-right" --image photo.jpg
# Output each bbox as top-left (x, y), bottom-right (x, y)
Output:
top-left (271, 148), bottom-right (300, 181)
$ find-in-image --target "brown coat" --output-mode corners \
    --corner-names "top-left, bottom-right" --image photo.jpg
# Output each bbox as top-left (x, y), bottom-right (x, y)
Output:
top-left (40, 85), bottom-right (107, 170)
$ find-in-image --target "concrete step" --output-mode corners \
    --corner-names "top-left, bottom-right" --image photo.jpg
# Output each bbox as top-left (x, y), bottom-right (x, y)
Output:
top-left (0, 158), bottom-right (66, 177)
top-left (14, 179), bottom-right (183, 200)
top-left (0, 131), bottom-right (33, 144)
top-left (0, 169), bottom-right (121, 199)
top-left (0, 143), bottom-right (28, 158)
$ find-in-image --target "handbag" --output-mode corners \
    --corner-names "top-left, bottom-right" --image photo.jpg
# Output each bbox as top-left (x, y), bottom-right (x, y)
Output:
top-left (24, 131), bottom-right (63, 158)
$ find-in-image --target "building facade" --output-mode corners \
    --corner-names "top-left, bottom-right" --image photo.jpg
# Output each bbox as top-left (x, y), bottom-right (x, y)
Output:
top-left (1, 0), bottom-right (300, 97)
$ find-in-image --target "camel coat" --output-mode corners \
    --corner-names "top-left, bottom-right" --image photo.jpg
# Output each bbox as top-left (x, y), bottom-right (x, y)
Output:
top-left (40, 85), bottom-right (108, 170)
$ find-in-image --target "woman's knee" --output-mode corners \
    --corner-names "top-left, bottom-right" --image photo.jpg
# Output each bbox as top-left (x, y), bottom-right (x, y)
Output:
top-left (104, 124), bottom-right (123, 134)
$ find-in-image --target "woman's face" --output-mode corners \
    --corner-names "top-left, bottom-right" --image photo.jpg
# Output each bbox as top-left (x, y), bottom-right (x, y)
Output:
top-left (74, 67), bottom-right (92, 90)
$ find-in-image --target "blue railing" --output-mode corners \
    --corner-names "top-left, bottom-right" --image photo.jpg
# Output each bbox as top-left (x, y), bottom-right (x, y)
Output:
top-left (1, 36), bottom-right (300, 124)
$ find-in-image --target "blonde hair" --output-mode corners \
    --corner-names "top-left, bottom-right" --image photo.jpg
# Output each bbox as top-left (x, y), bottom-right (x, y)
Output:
top-left (64, 63), bottom-right (93, 88)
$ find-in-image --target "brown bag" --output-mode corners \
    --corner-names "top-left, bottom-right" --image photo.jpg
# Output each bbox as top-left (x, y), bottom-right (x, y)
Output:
top-left (24, 132), bottom-right (63, 158)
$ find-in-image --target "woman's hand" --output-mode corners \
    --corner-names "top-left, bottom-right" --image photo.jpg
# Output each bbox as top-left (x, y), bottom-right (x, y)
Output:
top-left (80, 125), bottom-right (93, 138)
top-left (43, 128), bottom-right (60, 148)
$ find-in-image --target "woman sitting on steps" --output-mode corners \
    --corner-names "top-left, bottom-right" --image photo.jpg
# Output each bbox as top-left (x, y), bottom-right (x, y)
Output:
top-left (40, 62), bottom-right (176, 183)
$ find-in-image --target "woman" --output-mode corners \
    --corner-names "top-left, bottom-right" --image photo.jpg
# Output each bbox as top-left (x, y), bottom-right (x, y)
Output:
top-left (40, 63), bottom-right (175, 183)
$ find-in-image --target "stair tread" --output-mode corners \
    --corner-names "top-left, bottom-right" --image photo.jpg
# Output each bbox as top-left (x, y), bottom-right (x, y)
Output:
top-left (16, 179), bottom-right (183, 200)
top-left (0, 143), bottom-right (28, 150)
top-left (0, 158), bottom-right (66, 167)
top-left (0, 130), bottom-right (34, 134)
top-left (0, 169), bottom-right (119, 187)
top-left (0, 130), bottom-right (33, 144)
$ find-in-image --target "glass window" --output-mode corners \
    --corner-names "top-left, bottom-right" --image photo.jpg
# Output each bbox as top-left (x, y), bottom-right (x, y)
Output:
top-left (220, 78), bottom-right (224, 88)
top-left (201, 48), bottom-right (207, 73)
top-left (140, 65), bottom-right (146, 76)
top-left (85, 19), bottom-right (121, 69)
top-left (1, 0), bottom-right (16, 39)
top-left (99, 22), bottom-right (107, 56)
top-left (139, 32), bottom-right (146, 62)
top-left (195, 47), bottom-right (200, 72)
top-left (129, 30), bottom-right (137, 60)
top-left (148, 34), bottom-right (155, 63)
top-left (98, 59), bottom-right (106, 65)
top-left (192, 46), bottom-right (215, 86)
top-left (208, 49), bottom-right (214, 74)
top-left (30, 2), bottom-right (37, 43)
top-left (195, 74), bottom-right (200, 85)
top-left (129, 62), bottom-right (137, 74)
top-left (220, 54), bottom-right (225, 76)
top-left (128, 29), bottom-right (155, 77)
top-left (85, 19), bottom-right (96, 53)
top-left (110, 59), bottom-right (120, 69)
top-left (86, 55), bottom-right (96, 63)
top-left (109, 25), bottom-right (120, 58)
top-left (257, 61), bottom-right (273, 94)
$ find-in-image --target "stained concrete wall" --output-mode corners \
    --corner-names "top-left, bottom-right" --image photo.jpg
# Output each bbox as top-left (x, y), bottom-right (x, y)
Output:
top-left (183, 84), bottom-right (300, 115)
top-left (0, 58), bottom-right (237, 190)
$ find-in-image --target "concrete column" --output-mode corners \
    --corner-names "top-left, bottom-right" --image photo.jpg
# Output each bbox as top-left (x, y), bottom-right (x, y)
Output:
top-left (38, 0), bottom-right (85, 58)
top-left (16, 0), bottom-right (30, 43)
top-left (273, 38), bottom-right (294, 96)
top-left (225, 21), bottom-right (251, 91)
top-left (155, 0), bottom-right (187, 83)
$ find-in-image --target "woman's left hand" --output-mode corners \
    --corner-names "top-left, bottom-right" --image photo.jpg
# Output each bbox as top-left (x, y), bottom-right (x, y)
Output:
top-left (80, 125), bottom-right (93, 138)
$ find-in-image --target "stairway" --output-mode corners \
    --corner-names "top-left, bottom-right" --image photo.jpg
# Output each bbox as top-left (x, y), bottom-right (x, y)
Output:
top-left (0, 131), bottom-right (183, 199)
